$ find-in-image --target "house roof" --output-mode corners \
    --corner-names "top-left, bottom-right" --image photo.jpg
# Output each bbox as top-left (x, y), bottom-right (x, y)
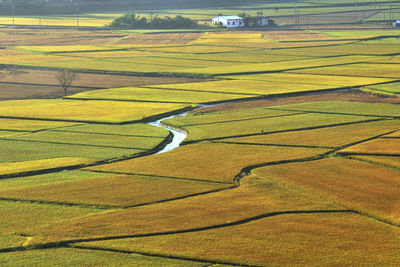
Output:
top-left (213, 16), bottom-right (243, 20)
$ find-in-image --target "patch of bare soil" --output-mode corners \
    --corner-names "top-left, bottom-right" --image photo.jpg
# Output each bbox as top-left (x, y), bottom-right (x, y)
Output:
top-left (0, 68), bottom-right (205, 100)
top-left (195, 90), bottom-right (400, 113)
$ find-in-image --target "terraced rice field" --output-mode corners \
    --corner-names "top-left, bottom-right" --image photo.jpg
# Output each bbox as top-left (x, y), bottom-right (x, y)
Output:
top-left (0, 25), bottom-right (399, 266)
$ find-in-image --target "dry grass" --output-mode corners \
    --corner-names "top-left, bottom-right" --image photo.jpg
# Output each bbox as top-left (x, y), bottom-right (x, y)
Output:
top-left (29, 173), bottom-right (338, 244)
top-left (87, 142), bottom-right (329, 182)
top-left (0, 99), bottom-right (187, 123)
top-left (113, 33), bottom-right (203, 45)
top-left (348, 155), bottom-right (400, 169)
top-left (223, 119), bottom-right (400, 148)
top-left (78, 213), bottom-right (400, 266)
top-left (254, 158), bottom-right (400, 225)
top-left (338, 138), bottom-right (400, 155)
top-left (0, 174), bottom-right (228, 207)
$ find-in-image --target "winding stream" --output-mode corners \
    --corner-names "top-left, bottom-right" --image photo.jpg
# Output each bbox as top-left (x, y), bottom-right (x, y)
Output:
top-left (148, 112), bottom-right (188, 154)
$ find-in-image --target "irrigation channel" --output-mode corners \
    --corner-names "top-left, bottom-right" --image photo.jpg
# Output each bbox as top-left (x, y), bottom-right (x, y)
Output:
top-left (148, 103), bottom-right (226, 154)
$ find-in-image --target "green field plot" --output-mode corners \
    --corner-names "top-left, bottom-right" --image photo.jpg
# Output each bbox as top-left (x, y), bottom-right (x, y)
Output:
top-left (338, 138), bottom-right (400, 156)
top-left (274, 101), bottom-right (400, 117)
top-left (170, 108), bottom-right (299, 127)
top-left (0, 118), bottom-right (81, 132)
top-left (66, 86), bottom-right (255, 103)
top-left (177, 55), bottom-right (381, 75)
top-left (0, 99), bottom-right (187, 123)
top-left (254, 158), bottom-right (400, 225)
top-left (349, 155), bottom-right (400, 169)
top-left (0, 247), bottom-right (205, 267)
top-left (0, 130), bottom-right (24, 138)
top-left (0, 157), bottom-right (97, 177)
top-left (30, 172), bottom-right (338, 245)
top-left (324, 30), bottom-right (400, 37)
top-left (291, 63), bottom-right (400, 79)
top-left (87, 142), bottom-right (329, 182)
top-left (0, 54), bottom-right (76, 65)
top-left (0, 174), bottom-right (229, 207)
top-left (0, 201), bottom-right (101, 248)
top-left (149, 79), bottom-right (342, 96)
top-left (51, 123), bottom-right (168, 137)
top-left (166, 113), bottom-right (375, 142)
top-left (363, 81), bottom-right (400, 96)
top-left (0, 170), bottom-right (108, 191)
top-left (78, 213), bottom-right (400, 266)
top-left (4, 131), bottom-right (165, 150)
top-left (223, 119), bottom-right (400, 148)
top-left (0, 235), bottom-right (25, 250)
top-left (0, 139), bottom-right (143, 163)
top-left (223, 73), bottom-right (394, 87)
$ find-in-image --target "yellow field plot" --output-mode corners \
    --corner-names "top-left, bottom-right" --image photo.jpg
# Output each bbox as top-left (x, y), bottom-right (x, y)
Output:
top-left (254, 158), bottom-right (400, 225)
top-left (0, 157), bottom-right (96, 177)
top-left (141, 45), bottom-right (247, 53)
top-left (0, 130), bottom-right (25, 138)
top-left (274, 100), bottom-right (400, 117)
top-left (291, 63), bottom-right (400, 79)
top-left (15, 45), bottom-right (131, 53)
top-left (0, 54), bottom-right (75, 65)
top-left (0, 99), bottom-right (187, 123)
top-left (87, 142), bottom-right (329, 182)
top-left (223, 73), bottom-right (394, 87)
top-left (0, 17), bottom-right (111, 27)
top-left (78, 213), bottom-right (400, 266)
top-left (0, 170), bottom-right (108, 192)
top-left (0, 235), bottom-right (25, 250)
top-left (26, 57), bottom-right (189, 74)
top-left (166, 113), bottom-right (374, 142)
top-left (59, 50), bottom-right (168, 58)
top-left (178, 55), bottom-right (381, 75)
top-left (0, 118), bottom-right (80, 132)
top-left (52, 123), bottom-right (168, 138)
top-left (349, 155), bottom-right (400, 169)
top-left (0, 247), bottom-right (205, 266)
top-left (149, 79), bottom-right (338, 96)
top-left (0, 201), bottom-right (102, 248)
top-left (66, 86), bottom-right (255, 103)
top-left (30, 172), bottom-right (338, 245)
top-left (338, 138), bottom-right (400, 156)
top-left (384, 130), bottom-right (400, 137)
top-left (223, 119), bottom-right (400, 148)
top-left (0, 174), bottom-right (229, 207)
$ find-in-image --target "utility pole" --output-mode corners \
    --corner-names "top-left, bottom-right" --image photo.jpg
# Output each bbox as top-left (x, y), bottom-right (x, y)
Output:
top-left (11, 0), bottom-right (14, 25)
top-left (76, 0), bottom-right (80, 29)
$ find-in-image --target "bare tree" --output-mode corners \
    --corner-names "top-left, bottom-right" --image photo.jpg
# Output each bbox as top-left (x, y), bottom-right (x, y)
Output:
top-left (56, 70), bottom-right (76, 96)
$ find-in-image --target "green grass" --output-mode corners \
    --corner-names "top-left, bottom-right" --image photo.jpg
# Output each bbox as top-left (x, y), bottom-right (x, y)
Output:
top-left (362, 82), bottom-right (400, 96)
top-left (0, 247), bottom-right (205, 266)
top-left (66, 86), bottom-right (255, 103)
top-left (165, 113), bottom-right (376, 142)
top-left (274, 101), bottom-right (400, 117)
top-left (4, 130), bottom-right (165, 150)
top-left (0, 170), bottom-right (108, 191)
top-left (0, 157), bottom-right (97, 176)
top-left (0, 139), bottom-right (144, 163)
top-left (51, 123), bottom-right (168, 137)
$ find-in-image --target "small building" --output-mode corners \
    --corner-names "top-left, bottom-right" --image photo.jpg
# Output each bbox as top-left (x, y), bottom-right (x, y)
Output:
top-left (212, 16), bottom-right (244, 28)
top-left (249, 16), bottom-right (269, 26)
top-left (393, 20), bottom-right (400, 27)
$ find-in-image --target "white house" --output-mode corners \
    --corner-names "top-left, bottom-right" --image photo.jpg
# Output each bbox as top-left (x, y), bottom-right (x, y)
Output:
top-left (393, 20), bottom-right (400, 27)
top-left (250, 16), bottom-right (269, 26)
top-left (212, 16), bottom-right (244, 28)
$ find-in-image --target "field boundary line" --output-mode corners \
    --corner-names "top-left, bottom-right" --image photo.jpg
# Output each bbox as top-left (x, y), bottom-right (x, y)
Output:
top-left (214, 141), bottom-right (334, 149)
top-left (181, 118), bottom-right (387, 145)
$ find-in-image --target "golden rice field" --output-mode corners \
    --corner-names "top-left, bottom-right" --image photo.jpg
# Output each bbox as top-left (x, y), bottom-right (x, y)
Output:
top-left (0, 24), bottom-right (399, 266)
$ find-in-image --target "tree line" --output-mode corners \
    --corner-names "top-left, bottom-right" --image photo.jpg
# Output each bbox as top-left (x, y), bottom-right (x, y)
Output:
top-left (109, 12), bottom-right (197, 28)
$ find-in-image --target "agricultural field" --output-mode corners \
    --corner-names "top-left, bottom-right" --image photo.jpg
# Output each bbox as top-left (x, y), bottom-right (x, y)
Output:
top-left (0, 8), bottom-right (399, 266)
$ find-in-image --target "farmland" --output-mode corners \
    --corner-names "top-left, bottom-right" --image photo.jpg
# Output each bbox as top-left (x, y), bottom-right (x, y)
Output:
top-left (0, 2), bottom-right (399, 265)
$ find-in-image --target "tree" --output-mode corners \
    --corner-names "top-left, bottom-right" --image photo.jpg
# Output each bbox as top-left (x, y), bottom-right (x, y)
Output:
top-left (56, 70), bottom-right (76, 96)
